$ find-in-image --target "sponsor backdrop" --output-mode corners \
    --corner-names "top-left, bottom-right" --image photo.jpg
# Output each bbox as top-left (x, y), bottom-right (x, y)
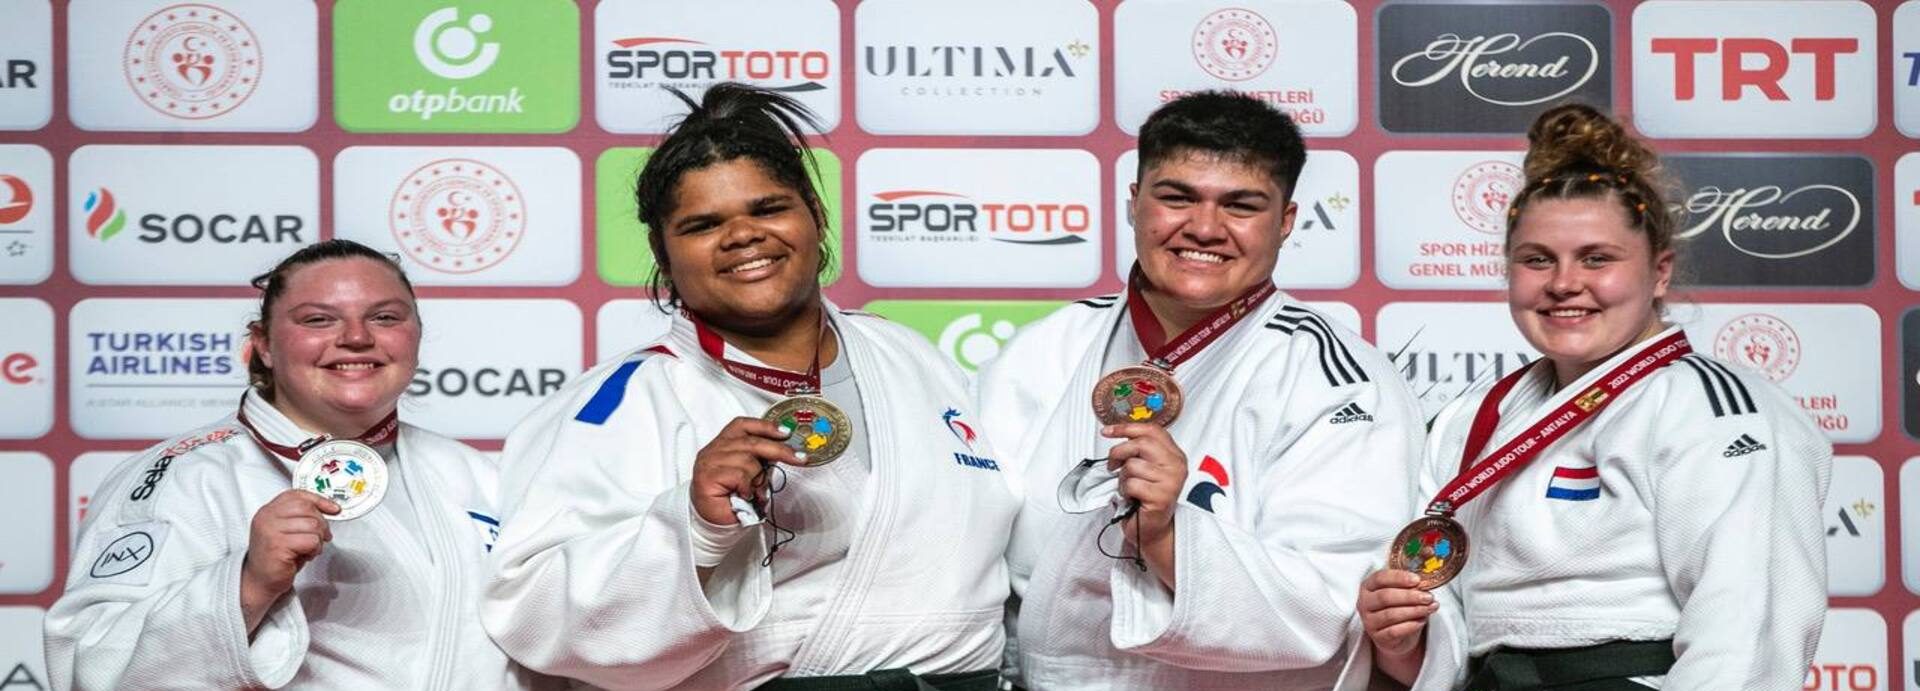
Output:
top-left (0, 0), bottom-right (1911, 686)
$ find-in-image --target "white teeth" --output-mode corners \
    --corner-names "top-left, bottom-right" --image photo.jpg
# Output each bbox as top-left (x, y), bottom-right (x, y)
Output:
top-left (1547, 309), bottom-right (1591, 318)
top-left (729, 257), bottom-right (775, 274)
top-left (1175, 249), bottom-right (1226, 264)
top-left (331, 363), bottom-right (376, 371)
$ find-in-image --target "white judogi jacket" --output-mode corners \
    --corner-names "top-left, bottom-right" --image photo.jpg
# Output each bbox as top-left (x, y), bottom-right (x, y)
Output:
top-left (45, 391), bottom-right (541, 691)
top-left (482, 305), bottom-right (1020, 690)
top-left (977, 292), bottom-right (1424, 690)
top-left (1403, 327), bottom-right (1831, 690)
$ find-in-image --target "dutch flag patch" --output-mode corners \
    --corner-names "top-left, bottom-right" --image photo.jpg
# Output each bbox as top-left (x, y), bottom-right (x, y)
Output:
top-left (1545, 465), bottom-right (1601, 501)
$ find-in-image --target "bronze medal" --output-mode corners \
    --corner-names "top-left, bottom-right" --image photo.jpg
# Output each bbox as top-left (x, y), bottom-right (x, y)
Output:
top-left (1091, 364), bottom-right (1184, 427)
top-left (763, 394), bottom-right (852, 467)
top-left (1386, 514), bottom-right (1470, 590)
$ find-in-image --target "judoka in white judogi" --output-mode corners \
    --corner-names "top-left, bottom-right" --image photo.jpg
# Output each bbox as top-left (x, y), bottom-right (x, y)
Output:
top-left (977, 290), bottom-right (1425, 690)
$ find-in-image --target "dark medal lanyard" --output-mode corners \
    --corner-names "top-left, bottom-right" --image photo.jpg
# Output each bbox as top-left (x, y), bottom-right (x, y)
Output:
top-left (687, 307), bottom-right (833, 565)
top-left (1090, 269), bottom-right (1276, 571)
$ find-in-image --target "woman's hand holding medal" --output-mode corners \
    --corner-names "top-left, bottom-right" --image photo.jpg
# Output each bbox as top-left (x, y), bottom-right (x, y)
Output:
top-left (1103, 422), bottom-right (1187, 586)
top-left (691, 417), bottom-right (803, 527)
top-left (240, 489), bottom-right (341, 634)
top-left (1357, 568), bottom-right (1436, 683)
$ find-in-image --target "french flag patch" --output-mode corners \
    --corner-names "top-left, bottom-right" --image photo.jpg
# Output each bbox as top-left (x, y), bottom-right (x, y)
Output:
top-left (1545, 466), bottom-right (1600, 501)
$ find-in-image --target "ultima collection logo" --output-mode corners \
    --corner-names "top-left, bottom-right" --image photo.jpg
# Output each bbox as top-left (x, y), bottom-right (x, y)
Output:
top-left (334, 0), bottom-right (578, 133)
top-left (855, 0), bottom-right (1098, 135)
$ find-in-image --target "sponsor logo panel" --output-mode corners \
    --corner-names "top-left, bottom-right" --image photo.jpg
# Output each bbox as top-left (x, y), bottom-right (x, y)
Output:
top-left (1901, 458), bottom-right (1920, 596)
top-left (1374, 151), bottom-right (1524, 290)
top-left (334, 147), bottom-right (580, 286)
top-left (1824, 456), bottom-right (1883, 596)
top-left (333, 0), bottom-right (579, 133)
top-left (0, 0), bottom-right (51, 130)
top-left (1667, 154), bottom-right (1873, 287)
top-left (1808, 609), bottom-right (1885, 691)
top-left (1897, 155), bottom-right (1920, 290)
top-left (1116, 150), bottom-right (1359, 290)
top-left (0, 145), bottom-right (52, 284)
top-left (68, 298), bottom-right (252, 440)
top-left (0, 453), bottom-right (51, 594)
top-left (68, 145), bottom-right (318, 286)
top-left (0, 298), bottom-right (53, 439)
top-left (67, 0), bottom-right (317, 131)
top-left (0, 607), bottom-right (47, 691)
top-left (596, 147), bottom-right (841, 287)
top-left (1898, 2), bottom-right (1920, 137)
top-left (1377, 2), bottom-right (1612, 134)
top-left (860, 300), bottom-right (1066, 374)
top-left (854, 0), bottom-right (1098, 135)
top-left (411, 299), bottom-right (580, 439)
top-left (1113, 1), bottom-right (1356, 136)
top-left (1632, 1), bottom-right (1876, 138)
top-left (1376, 302), bottom-right (1539, 418)
top-left (858, 148), bottom-right (1100, 288)
top-left (594, 299), bottom-right (674, 363)
top-left (1680, 303), bottom-right (1879, 444)
top-left (1907, 309), bottom-right (1920, 441)
top-left (70, 452), bottom-right (129, 549)
top-left (595, 0), bottom-right (839, 134)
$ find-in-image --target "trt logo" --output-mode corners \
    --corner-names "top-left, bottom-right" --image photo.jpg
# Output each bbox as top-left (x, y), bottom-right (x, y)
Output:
top-left (1651, 38), bottom-right (1856, 102)
top-left (1632, 1), bottom-right (1875, 138)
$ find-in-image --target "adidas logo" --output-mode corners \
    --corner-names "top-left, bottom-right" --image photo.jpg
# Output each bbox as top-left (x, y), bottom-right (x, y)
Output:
top-left (1722, 433), bottom-right (1768, 458)
top-left (1329, 402), bottom-right (1374, 424)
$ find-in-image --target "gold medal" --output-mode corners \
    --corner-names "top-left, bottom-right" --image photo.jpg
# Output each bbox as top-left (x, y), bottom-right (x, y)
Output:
top-left (763, 394), bottom-right (852, 466)
top-left (1091, 364), bottom-right (1184, 427)
top-left (292, 439), bottom-right (389, 521)
top-left (1386, 514), bottom-right (1470, 590)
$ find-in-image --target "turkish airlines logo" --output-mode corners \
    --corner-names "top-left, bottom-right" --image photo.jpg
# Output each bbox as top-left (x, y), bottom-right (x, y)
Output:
top-left (866, 190), bottom-right (1090, 245)
top-left (121, 3), bottom-right (262, 119)
top-left (1650, 37), bottom-right (1857, 103)
top-left (1713, 313), bottom-right (1800, 383)
top-left (414, 7), bottom-right (498, 80)
top-left (389, 158), bottom-right (525, 273)
top-left (0, 352), bottom-right (36, 384)
top-left (0, 174), bottom-right (31, 225)
top-left (1192, 9), bottom-right (1276, 82)
top-left (1391, 32), bottom-right (1600, 106)
top-left (1677, 183), bottom-right (1860, 260)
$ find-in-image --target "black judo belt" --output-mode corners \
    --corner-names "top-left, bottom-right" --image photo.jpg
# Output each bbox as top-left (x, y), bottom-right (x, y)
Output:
top-left (1465, 639), bottom-right (1676, 691)
top-left (756, 668), bottom-right (999, 691)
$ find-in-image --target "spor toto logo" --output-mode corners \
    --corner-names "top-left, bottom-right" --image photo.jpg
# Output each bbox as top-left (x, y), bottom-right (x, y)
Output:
top-left (605, 37), bottom-right (830, 92)
top-left (0, 174), bottom-right (32, 225)
top-left (1391, 32), bottom-right (1599, 106)
top-left (867, 190), bottom-right (1090, 245)
top-left (1714, 314), bottom-right (1801, 383)
top-left (1452, 161), bottom-right (1523, 234)
top-left (121, 3), bottom-right (262, 119)
top-left (1676, 183), bottom-right (1860, 260)
top-left (390, 159), bottom-right (525, 273)
top-left (414, 7), bottom-right (499, 80)
top-left (1192, 9), bottom-right (1276, 82)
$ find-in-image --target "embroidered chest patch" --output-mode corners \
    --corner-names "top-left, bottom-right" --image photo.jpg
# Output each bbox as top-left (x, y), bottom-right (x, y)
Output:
top-left (1186, 455), bottom-right (1230, 512)
top-left (1544, 465), bottom-right (1600, 501)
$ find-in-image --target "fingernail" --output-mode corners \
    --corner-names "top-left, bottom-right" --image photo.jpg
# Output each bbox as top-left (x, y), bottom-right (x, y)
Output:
top-left (1420, 593), bottom-right (1434, 604)
top-left (777, 425), bottom-right (793, 437)
top-left (1101, 425), bottom-right (1115, 434)
top-left (795, 451), bottom-right (808, 463)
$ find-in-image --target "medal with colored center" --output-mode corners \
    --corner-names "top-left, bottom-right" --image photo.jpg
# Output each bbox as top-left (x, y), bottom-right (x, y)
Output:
top-left (1386, 330), bottom-right (1693, 590)
top-left (763, 393), bottom-right (851, 467)
top-left (1092, 364), bottom-right (1184, 426)
top-left (1092, 269), bottom-right (1274, 428)
top-left (292, 439), bottom-right (389, 521)
top-left (1387, 514), bottom-right (1469, 590)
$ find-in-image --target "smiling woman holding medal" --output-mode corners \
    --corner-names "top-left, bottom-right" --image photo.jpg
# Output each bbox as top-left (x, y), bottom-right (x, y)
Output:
top-left (480, 83), bottom-right (1017, 691)
top-left (976, 92), bottom-right (1425, 690)
top-left (1355, 104), bottom-right (1832, 691)
top-left (45, 240), bottom-right (546, 690)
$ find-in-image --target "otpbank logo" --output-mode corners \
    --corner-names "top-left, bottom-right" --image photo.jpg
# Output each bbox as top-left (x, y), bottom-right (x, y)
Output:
top-left (67, 0), bottom-right (317, 132)
top-left (595, 146), bottom-right (842, 287)
top-left (334, 0), bottom-right (578, 133)
top-left (861, 300), bottom-right (1066, 373)
top-left (595, 0), bottom-right (839, 134)
top-left (68, 145), bottom-right (318, 285)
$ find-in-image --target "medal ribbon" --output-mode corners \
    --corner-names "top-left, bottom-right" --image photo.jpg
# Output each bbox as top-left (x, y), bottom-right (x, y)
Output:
top-left (1123, 266), bottom-right (1276, 370)
top-left (1427, 330), bottom-right (1691, 515)
top-left (235, 401), bottom-right (399, 462)
top-left (689, 309), bottom-right (828, 396)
